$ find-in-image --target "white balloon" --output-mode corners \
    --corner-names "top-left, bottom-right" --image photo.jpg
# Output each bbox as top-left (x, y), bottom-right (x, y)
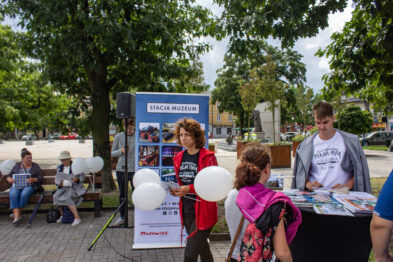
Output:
top-left (71, 158), bottom-right (88, 174)
top-left (1, 159), bottom-right (16, 175)
top-left (133, 169), bottom-right (161, 188)
top-left (93, 156), bottom-right (104, 172)
top-left (194, 166), bottom-right (234, 202)
top-left (62, 180), bottom-right (72, 187)
top-left (132, 182), bottom-right (166, 211)
top-left (87, 156), bottom-right (104, 173)
top-left (86, 157), bottom-right (96, 173)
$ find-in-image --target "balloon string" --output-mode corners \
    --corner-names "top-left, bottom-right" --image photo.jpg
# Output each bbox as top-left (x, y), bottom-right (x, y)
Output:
top-left (182, 195), bottom-right (201, 202)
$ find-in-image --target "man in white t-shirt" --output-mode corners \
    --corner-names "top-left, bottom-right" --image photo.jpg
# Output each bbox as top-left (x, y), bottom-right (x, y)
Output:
top-left (292, 102), bottom-right (371, 192)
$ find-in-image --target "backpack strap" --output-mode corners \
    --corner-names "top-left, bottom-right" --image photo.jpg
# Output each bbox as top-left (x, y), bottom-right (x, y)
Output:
top-left (226, 216), bottom-right (245, 262)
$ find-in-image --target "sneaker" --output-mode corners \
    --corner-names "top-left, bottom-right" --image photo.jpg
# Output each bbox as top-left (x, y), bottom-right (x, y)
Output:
top-left (112, 218), bottom-right (124, 227)
top-left (12, 216), bottom-right (22, 225)
top-left (10, 213), bottom-right (14, 218)
top-left (72, 218), bottom-right (81, 226)
top-left (56, 216), bottom-right (63, 223)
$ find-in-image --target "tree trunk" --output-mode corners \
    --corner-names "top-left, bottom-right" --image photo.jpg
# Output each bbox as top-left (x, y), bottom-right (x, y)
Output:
top-left (247, 111), bottom-right (250, 141)
top-left (238, 111), bottom-right (244, 139)
top-left (88, 69), bottom-right (116, 193)
top-left (272, 104), bottom-right (276, 144)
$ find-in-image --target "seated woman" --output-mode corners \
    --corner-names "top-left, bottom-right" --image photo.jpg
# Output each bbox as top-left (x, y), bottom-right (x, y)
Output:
top-left (228, 142), bottom-right (302, 262)
top-left (53, 151), bottom-right (85, 226)
top-left (6, 148), bottom-right (43, 224)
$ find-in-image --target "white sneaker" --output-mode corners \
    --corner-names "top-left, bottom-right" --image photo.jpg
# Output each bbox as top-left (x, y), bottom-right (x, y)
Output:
top-left (56, 216), bottom-right (63, 223)
top-left (112, 218), bottom-right (124, 227)
top-left (72, 218), bottom-right (81, 226)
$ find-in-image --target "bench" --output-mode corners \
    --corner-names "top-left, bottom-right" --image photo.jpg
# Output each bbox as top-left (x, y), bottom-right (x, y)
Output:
top-left (0, 169), bottom-right (102, 217)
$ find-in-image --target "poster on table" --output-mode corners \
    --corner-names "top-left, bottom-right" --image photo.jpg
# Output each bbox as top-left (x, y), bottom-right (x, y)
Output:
top-left (133, 92), bottom-right (209, 249)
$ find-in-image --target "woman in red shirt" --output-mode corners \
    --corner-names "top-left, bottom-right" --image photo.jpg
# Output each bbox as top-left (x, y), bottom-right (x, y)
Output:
top-left (170, 118), bottom-right (217, 262)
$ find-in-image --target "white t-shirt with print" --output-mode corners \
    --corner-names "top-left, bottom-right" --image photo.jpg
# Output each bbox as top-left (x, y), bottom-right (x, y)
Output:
top-left (308, 132), bottom-right (352, 188)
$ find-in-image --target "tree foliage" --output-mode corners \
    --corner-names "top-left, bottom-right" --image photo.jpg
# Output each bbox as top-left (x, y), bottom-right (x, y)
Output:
top-left (0, 24), bottom-right (71, 136)
top-left (336, 104), bottom-right (373, 135)
top-left (215, 0), bottom-right (347, 48)
top-left (238, 80), bottom-right (259, 137)
top-left (317, 0), bottom-right (393, 114)
top-left (1, 0), bottom-right (217, 191)
top-left (250, 57), bottom-right (286, 144)
top-left (212, 40), bottom-right (306, 137)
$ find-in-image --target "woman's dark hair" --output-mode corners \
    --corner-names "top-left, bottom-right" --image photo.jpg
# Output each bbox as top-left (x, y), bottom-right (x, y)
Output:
top-left (235, 142), bottom-right (271, 190)
top-left (21, 148), bottom-right (32, 159)
top-left (174, 118), bottom-right (205, 149)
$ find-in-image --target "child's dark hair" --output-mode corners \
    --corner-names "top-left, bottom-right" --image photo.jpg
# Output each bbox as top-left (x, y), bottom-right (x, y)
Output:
top-left (21, 148), bottom-right (31, 159)
top-left (234, 142), bottom-right (271, 190)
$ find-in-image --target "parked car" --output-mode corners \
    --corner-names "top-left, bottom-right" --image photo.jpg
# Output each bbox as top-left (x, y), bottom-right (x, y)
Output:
top-left (21, 134), bottom-right (37, 141)
top-left (283, 132), bottom-right (299, 141)
top-left (59, 132), bottom-right (79, 140)
top-left (362, 131), bottom-right (393, 146)
top-left (45, 133), bottom-right (61, 140)
top-left (67, 132), bottom-right (78, 139)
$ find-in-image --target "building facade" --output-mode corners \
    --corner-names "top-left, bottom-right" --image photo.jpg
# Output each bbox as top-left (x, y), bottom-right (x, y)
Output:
top-left (208, 102), bottom-right (236, 138)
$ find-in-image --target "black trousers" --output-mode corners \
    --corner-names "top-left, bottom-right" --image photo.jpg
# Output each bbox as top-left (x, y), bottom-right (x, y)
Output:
top-left (116, 171), bottom-right (135, 218)
top-left (183, 213), bottom-right (214, 262)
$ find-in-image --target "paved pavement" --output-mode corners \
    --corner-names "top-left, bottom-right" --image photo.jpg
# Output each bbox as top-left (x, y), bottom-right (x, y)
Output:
top-left (0, 210), bottom-right (229, 262)
top-left (0, 139), bottom-right (392, 261)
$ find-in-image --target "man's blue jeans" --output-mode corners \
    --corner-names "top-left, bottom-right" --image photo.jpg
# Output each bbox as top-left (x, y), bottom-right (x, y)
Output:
top-left (9, 186), bottom-right (34, 209)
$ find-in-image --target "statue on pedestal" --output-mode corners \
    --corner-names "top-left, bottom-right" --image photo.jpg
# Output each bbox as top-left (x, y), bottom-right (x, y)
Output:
top-left (251, 110), bottom-right (263, 132)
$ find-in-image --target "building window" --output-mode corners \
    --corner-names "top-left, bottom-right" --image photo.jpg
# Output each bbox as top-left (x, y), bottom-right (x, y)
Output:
top-left (228, 115), bottom-right (233, 121)
top-left (216, 127), bottom-right (221, 135)
top-left (217, 114), bottom-right (221, 122)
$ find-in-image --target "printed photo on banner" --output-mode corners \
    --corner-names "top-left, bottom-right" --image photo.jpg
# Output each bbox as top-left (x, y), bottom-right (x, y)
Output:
top-left (139, 122), bottom-right (160, 143)
top-left (162, 123), bottom-right (176, 143)
top-left (139, 145), bottom-right (159, 166)
top-left (162, 146), bottom-right (183, 166)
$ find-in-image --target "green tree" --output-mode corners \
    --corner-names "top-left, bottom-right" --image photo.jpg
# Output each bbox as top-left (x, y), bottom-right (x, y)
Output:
top-left (2, 0), bottom-right (217, 192)
top-left (238, 80), bottom-right (260, 140)
top-left (317, 0), bottom-right (393, 114)
top-left (294, 85), bottom-right (314, 129)
top-left (250, 56), bottom-right (286, 144)
top-left (0, 24), bottom-right (71, 136)
top-left (215, 0), bottom-right (347, 48)
top-left (336, 104), bottom-right (372, 135)
top-left (212, 40), bottom-right (306, 137)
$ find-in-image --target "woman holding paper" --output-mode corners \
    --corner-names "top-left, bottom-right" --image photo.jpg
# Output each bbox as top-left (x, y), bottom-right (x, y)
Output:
top-left (170, 118), bottom-right (218, 262)
top-left (53, 150), bottom-right (85, 226)
top-left (6, 148), bottom-right (43, 224)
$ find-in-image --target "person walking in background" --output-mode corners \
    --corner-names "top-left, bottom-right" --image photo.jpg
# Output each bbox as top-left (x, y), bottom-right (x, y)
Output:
top-left (170, 118), bottom-right (217, 262)
top-left (111, 118), bottom-right (136, 227)
top-left (292, 102), bottom-right (371, 192)
top-left (6, 148), bottom-right (43, 224)
top-left (53, 150), bottom-right (85, 226)
top-left (232, 142), bottom-right (302, 262)
top-left (370, 170), bottom-right (393, 262)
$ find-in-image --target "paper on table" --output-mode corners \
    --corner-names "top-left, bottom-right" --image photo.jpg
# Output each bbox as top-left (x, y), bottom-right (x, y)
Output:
top-left (313, 203), bottom-right (354, 216)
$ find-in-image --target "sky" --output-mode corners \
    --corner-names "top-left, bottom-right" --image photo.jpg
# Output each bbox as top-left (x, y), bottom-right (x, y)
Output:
top-left (197, 0), bottom-right (354, 94)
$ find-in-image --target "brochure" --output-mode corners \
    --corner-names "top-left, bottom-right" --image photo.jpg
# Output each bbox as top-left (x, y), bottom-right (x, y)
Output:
top-left (333, 192), bottom-right (377, 214)
top-left (13, 173), bottom-right (31, 189)
top-left (313, 203), bottom-right (354, 216)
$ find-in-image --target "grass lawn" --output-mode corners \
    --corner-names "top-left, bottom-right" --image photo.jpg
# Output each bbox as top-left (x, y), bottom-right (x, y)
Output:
top-left (363, 145), bottom-right (389, 151)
